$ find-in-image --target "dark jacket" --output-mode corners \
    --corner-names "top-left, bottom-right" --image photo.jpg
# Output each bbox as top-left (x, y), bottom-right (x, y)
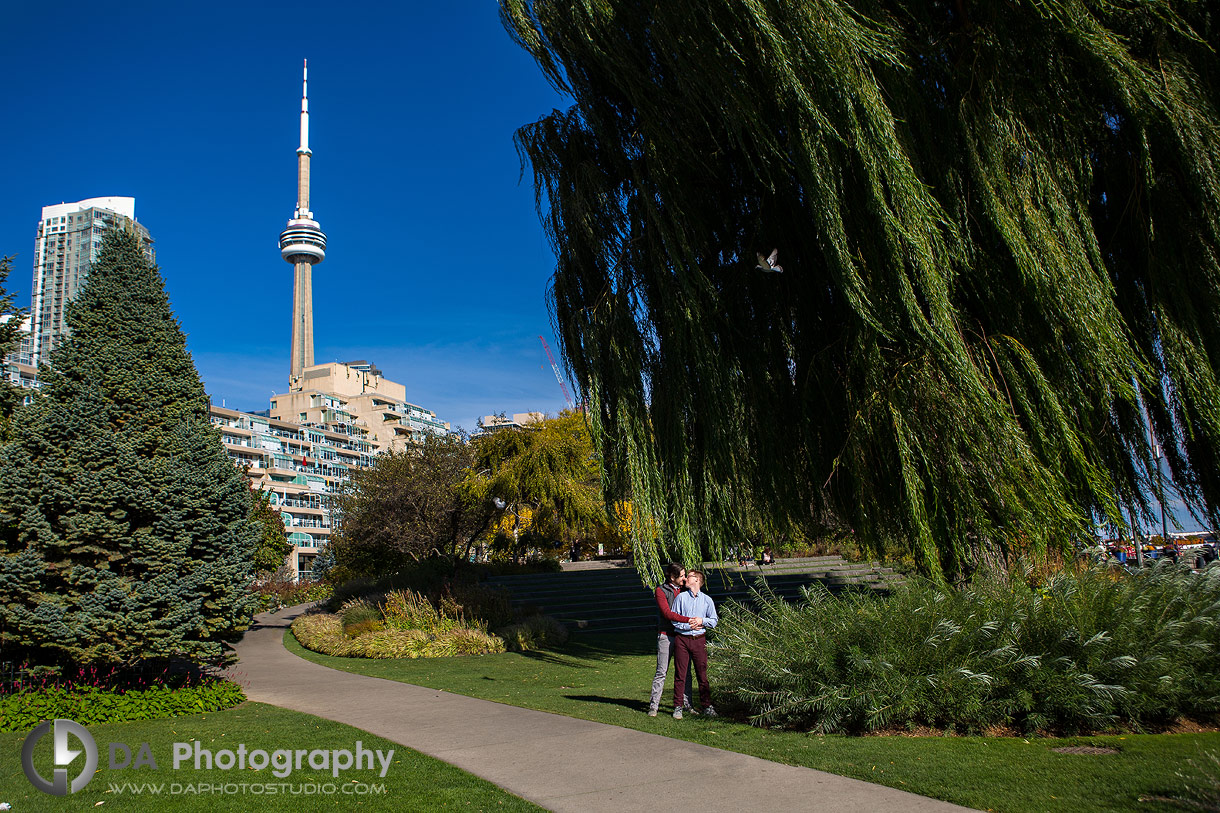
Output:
top-left (655, 582), bottom-right (692, 634)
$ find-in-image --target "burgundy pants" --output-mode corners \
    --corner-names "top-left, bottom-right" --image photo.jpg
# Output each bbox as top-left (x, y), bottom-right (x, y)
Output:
top-left (673, 634), bottom-right (711, 710)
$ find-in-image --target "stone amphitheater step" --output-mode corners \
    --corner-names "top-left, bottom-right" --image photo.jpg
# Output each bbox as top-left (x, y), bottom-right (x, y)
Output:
top-left (485, 559), bottom-right (905, 632)
top-left (492, 569), bottom-right (900, 601)
top-left (558, 554), bottom-right (865, 572)
top-left (496, 557), bottom-right (891, 587)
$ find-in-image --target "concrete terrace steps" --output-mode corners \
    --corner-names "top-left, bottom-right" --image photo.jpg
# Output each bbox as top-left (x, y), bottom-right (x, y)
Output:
top-left (491, 558), bottom-right (896, 588)
top-left (489, 572), bottom-right (904, 606)
top-left (557, 553), bottom-right (859, 572)
top-left (488, 565), bottom-right (902, 599)
top-left (485, 556), bottom-right (906, 632)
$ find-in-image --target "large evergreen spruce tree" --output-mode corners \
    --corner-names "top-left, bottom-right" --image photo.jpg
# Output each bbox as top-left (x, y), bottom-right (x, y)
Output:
top-left (0, 229), bottom-right (258, 666)
top-left (502, 0), bottom-right (1220, 581)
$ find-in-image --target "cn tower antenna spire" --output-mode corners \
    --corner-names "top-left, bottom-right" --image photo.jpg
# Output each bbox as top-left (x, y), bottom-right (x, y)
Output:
top-left (281, 59), bottom-right (326, 388)
top-left (299, 59), bottom-right (310, 160)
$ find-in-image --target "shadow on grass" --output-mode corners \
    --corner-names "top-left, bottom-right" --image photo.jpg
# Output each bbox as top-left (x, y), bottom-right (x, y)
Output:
top-left (563, 694), bottom-right (650, 712)
top-left (519, 650), bottom-right (598, 668)
top-left (560, 631), bottom-right (654, 659)
top-left (512, 630), bottom-right (654, 667)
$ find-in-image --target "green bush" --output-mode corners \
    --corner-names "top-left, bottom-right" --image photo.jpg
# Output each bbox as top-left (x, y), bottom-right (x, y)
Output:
top-left (712, 560), bottom-right (1220, 735)
top-left (498, 615), bottom-right (570, 652)
top-left (255, 579), bottom-right (333, 613)
top-left (0, 679), bottom-right (245, 733)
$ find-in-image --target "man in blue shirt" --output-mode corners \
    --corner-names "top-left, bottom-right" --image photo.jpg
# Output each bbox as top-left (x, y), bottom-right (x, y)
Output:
top-left (671, 570), bottom-right (718, 718)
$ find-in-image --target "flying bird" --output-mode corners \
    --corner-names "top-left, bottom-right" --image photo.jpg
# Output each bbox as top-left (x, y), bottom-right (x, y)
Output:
top-left (755, 249), bottom-right (783, 273)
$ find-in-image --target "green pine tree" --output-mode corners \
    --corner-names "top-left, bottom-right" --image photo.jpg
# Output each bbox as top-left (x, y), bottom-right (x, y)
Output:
top-left (0, 229), bottom-right (258, 667)
top-left (250, 487), bottom-right (293, 574)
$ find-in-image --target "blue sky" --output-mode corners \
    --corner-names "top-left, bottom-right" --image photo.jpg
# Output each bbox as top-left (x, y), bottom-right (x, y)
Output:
top-left (0, 1), bottom-right (572, 432)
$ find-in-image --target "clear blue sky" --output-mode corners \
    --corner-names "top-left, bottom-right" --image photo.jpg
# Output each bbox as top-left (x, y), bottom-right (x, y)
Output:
top-left (0, 1), bottom-right (572, 432)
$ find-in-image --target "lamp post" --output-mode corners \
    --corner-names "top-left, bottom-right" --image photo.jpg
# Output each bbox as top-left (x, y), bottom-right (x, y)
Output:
top-left (493, 497), bottom-right (523, 561)
top-left (1152, 428), bottom-right (1169, 550)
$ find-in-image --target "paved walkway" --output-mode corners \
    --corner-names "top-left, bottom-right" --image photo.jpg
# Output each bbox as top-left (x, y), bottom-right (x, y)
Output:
top-left (231, 605), bottom-right (971, 812)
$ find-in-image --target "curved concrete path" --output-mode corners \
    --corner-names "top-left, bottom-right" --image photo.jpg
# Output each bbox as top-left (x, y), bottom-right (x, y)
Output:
top-left (231, 606), bottom-right (971, 812)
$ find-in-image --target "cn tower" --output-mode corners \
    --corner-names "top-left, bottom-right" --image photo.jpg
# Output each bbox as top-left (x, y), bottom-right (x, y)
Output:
top-left (280, 60), bottom-right (326, 387)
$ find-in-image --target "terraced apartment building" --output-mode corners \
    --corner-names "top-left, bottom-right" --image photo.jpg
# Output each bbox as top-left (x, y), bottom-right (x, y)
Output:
top-left (271, 359), bottom-right (450, 452)
top-left (210, 361), bottom-right (451, 579)
top-left (210, 403), bottom-right (375, 579)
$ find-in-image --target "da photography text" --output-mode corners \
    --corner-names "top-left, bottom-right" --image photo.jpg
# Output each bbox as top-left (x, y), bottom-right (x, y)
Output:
top-left (22, 718), bottom-right (394, 797)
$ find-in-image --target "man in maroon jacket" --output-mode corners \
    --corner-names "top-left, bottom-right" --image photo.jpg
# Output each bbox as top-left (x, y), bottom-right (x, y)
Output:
top-left (648, 562), bottom-right (704, 716)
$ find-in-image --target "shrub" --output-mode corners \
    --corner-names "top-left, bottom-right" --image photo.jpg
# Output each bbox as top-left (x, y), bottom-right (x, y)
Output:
top-left (326, 558), bottom-right (560, 611)
top-left (711, 560), bottom-right (1220, 735)
top-left (0, 679), bottom-right (245, 732)
top-left (291, 611), bottom-right (505, 659)
top-left (1156, 748), bottom-right (1220, 811)
top-left (498, 615), bottom-right (570, 652)
top-left (291, 613), bottom-right (352, 654)
top-left (254, 577), bottom-right (333, 614)
top-left (446, 627), bottom-right (510, 656)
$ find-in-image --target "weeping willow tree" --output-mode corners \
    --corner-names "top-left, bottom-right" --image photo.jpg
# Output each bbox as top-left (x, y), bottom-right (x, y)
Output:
top-left (501, 0), bottom-right (1220, 583)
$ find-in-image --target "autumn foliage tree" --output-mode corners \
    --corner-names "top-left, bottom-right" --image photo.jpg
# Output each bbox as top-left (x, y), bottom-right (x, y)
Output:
top-left (469, 411), bottom-right (608, 561)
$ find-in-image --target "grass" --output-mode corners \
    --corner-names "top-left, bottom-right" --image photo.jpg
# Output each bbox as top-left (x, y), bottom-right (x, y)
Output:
top-left (286, 628), bottom-right (1219, 812)
top-left (0, 701), bottom-right (542, 812)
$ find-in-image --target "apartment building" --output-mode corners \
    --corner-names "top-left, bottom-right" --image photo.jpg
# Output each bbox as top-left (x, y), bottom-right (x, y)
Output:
top-left (210, 404), bottom-right (375, 579)
top-left (272, 360), bottom-right (449, 453)
top-left (30, 197), bottom-right (154, 367)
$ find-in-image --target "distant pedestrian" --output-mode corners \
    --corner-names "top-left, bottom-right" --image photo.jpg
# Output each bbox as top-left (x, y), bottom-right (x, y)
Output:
top-left (671, 570), bottom-right (718, 719)
top-left (761, 548), bottom-right (773, 566)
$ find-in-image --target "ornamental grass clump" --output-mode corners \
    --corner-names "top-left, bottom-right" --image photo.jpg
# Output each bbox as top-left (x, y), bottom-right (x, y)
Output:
top-left (340, 599), bottom-right (383, 629)
top-left (712, 561), bottom-right (1220, 735)
top-left (291, 589), bottom-right (506, 659)
top-left (382, 589), bottom-right (481, 634)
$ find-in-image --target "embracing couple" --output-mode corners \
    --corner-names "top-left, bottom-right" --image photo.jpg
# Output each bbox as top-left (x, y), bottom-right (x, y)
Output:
top-left (648, 562), bottom-right (718, 719)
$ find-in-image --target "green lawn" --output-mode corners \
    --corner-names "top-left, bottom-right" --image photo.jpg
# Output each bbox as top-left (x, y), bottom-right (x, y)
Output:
top-left (0, 701), bottom-right (542, 812)
top-left (286, 629), bottom-right (1220, 812)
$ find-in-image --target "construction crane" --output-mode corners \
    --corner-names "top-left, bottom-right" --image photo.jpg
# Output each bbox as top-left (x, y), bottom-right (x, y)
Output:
top-left (539, 336), bottom-right (575, 410)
